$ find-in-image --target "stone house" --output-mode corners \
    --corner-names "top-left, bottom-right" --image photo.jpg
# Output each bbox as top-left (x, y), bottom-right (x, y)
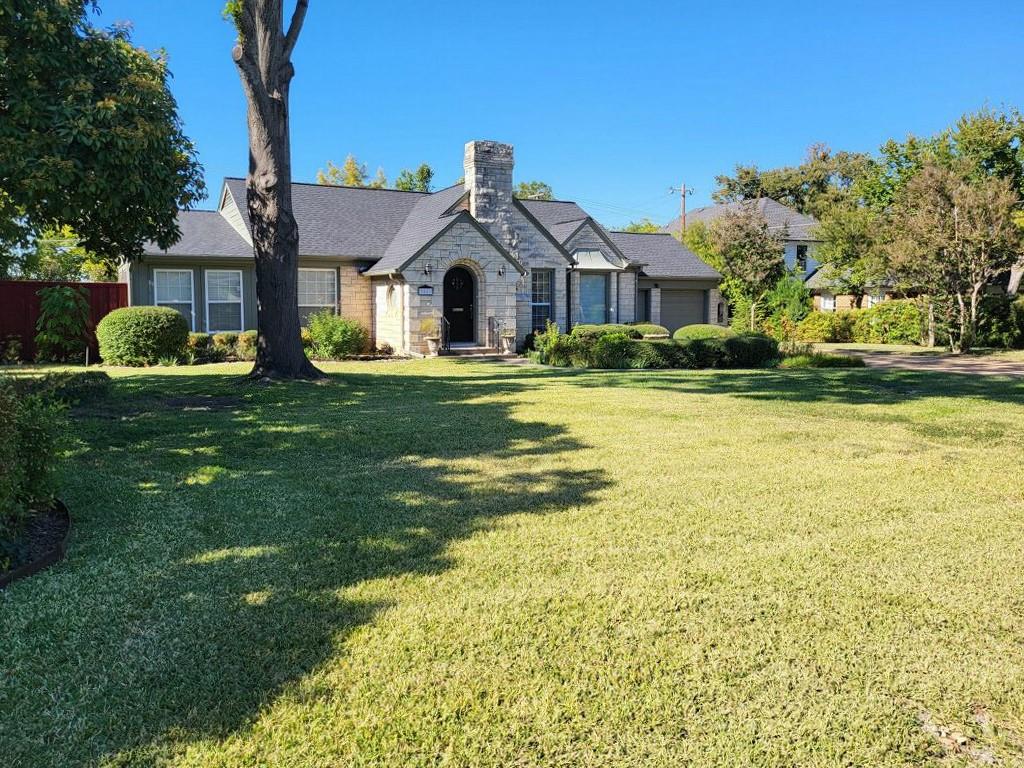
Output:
top-left (122, 140), bottom-right (722, 354)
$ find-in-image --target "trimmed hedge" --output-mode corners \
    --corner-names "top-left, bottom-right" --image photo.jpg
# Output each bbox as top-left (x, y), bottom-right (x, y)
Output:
top-left (570, 324), bottom-right (642, 341)
top-left (628, 323), bottom-right (670, 338)
top-left (533, 326), bottom-right (778, 370)
top-left (236, 330), bottom-right (258, 361)
top-left (780, 353), bottom-right (866, 369)
top-left (308, 311), bottom-right (370, 359)
top-left (673, 324), bottom-right (735, 342)
top-left (96, 307), bottom-right (188, 366)
top-left (796, 303), bottom-right (923, 345)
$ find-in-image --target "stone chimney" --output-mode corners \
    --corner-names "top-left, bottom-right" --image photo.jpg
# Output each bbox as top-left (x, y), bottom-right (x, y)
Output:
top-left (464, 140), bottom-right (517, 252)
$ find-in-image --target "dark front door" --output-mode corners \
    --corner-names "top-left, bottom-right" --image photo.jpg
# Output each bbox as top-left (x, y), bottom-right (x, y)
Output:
top-left (443, 267), bottom-right (474, 343)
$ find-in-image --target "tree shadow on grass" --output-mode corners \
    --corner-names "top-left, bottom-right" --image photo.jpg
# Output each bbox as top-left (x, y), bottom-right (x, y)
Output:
top-left (4, 369), bottom-right (609, 766)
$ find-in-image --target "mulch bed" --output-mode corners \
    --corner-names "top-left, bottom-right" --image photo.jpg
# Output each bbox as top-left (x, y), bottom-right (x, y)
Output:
top-left (0, 500), bottom-right (70, 589)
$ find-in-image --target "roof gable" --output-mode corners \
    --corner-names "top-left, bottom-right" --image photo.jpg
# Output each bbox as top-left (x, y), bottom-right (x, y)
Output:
top-left (662, 197), bottom-right (820, 242)
top-left (609, 231), bottom-right (720, 280)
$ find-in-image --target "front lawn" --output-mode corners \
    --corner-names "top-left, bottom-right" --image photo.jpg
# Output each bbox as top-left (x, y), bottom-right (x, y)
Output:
top-left (3, 360), bottom-right (1024, 766)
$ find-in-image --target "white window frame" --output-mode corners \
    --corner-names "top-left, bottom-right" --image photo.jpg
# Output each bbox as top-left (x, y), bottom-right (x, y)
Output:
top-left (153, 268), bottom-right (194, 329)
top-left (530, 269), bottom-right (554, 331)
top-left (204, 269), bottom-right (244, 333)
top-left (820, 293), bottom-right (836, 312)
top-left (866, 293), bottom-right (885, 308)
top-left (297, 267), bottom-right (338, 318)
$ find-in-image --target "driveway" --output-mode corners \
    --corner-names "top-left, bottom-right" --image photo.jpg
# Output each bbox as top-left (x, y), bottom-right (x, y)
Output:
top-left (817, 344), bottom-right (1024, 377)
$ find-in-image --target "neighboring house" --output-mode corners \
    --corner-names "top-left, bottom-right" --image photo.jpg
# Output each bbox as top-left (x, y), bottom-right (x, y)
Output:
top-left (122, 140), bottom-right (722, 354)
top-left (804, 268), bottom-right (894, 312)
top-left (662, 197), bottom-right (822, 276)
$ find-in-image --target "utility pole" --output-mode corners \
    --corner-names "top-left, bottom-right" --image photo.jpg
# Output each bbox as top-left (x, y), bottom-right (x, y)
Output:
top-left (669, 182), bottom-right (693, 240)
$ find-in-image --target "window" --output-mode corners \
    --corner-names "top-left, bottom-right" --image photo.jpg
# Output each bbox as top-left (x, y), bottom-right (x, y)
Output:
top-left (795, 244), bottom-right (808, 272)
top-left (154, 269), bottom-right (194, 330)
top-left (205, 269), bottom-right (243, 332)
top-left (866, 293), bottom-right (885, 308)
top-left (298, 268), bottom-right (337, 324)
top-left (531, 269), bottom-right (554, 331)
top-left (820, 293), bottom-right (836, 312)
top-left (579, 273), bottom-right (609, 324)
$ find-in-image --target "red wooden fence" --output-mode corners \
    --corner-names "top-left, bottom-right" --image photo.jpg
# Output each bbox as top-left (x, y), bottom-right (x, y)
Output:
top-left (0, 280), bottom-right (128, 361)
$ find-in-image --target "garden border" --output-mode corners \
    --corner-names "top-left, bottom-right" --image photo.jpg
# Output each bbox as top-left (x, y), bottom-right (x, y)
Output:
top-left (0, 499), bottom-right (70, 589)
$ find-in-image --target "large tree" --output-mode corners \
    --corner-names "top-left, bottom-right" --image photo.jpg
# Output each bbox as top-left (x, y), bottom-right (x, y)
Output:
top-left (316, 154), bottom-right (367, 186)
top-left (227, 0), bottom-right (321, 379)
top-left (394, 163), bottom-right (433, 193)
top-left (814, 205), bottom-right (889, 307)
top-left (889, 164), bottom-right (1021, 352)
top-left (708, 204), bottom-right (786, 331)
top-left (620, 219), bottom-right (660, 233)
top-left (514, 180), bottom-right (554, 201)
top-left (0, 0), bottom-right (204, 276)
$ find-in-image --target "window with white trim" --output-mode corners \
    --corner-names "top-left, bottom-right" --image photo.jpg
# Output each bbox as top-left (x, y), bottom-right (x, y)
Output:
top-left (866, 293), bottom-right (885, 308)
top-left (820, 293), bottom-right (836, 312)
top-left (154, 269), bottom-right (194, 330)
top-left (298, 268), bottom-right (337, 324)
top-left (205, 269), bottom-right (243, 332)
top-left (579, 273), bottom-right (609, 324)
top-left (531, 269), bottom-right (554, 331)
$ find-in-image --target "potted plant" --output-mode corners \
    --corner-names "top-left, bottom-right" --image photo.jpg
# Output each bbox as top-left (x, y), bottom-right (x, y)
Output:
top-left (420, 316), bottom-right (441, 355)
top-left (499, 325), bottom-right (517, 354)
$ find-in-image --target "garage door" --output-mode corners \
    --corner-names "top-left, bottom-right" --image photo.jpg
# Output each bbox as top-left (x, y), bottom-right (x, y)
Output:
top-left (660, 289), bottom-right (706, 333)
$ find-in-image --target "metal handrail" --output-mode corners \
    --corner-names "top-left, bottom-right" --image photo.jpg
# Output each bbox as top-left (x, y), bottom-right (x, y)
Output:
top-left (440, 316), bottom-right (451, 353)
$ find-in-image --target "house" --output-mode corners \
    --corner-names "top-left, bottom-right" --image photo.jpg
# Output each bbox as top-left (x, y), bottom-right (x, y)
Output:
top-left (662, 197), bottom-right (822, 275)
top-left (121, 141), bottom-right (722, 354)
top-left (804, 268), bottom-right (894, 312)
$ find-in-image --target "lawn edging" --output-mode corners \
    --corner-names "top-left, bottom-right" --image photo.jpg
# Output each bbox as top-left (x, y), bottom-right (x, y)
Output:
top-left (0, 499), bottom-right (71, 590)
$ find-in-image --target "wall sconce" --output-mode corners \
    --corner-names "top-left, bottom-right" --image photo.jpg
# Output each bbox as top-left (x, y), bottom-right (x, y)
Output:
top-left (497, 265), bottom-right (505, 277)
top-left (423, 262), bottom-right (432, 276)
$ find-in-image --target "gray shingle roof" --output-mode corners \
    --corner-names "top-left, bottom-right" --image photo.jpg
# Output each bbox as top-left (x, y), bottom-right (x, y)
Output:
top-left (363, 185), bottom-right (475, 275)
top-left (518, 199), bottom-right (589, 243)
top-left (663, 197), bottom-right (820, 242)
top-left (143, 210), bottom-right (252, 257)
top-left (609, 232), bottom-right (721, 280)
top-left (223, 177), bottom-right (427, 258)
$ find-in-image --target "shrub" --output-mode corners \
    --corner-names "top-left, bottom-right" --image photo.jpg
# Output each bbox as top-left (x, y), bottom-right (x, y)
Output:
top-left (780, 353), bottom-right (866, 369)
top-left (96, 306), bottom-right (188, 366)
top-left (211, 332), bottom-right (239, 359)
top-left (589, 333), bottom-right (633, 368)
top-left (35, 285), bottom-right (91, 362)
top-left (308, 311), bottom-right (369, 359)
top-left (1, 335), bottom-right (23, 365)
top-left (976, 293), bottom-right (1024, 348)
top-left (851, 302), bottom-right (922, 344)
top-left (13, 371), bottom-right (112, 405)
top-left (628, 323), bottom-right (669, 338)
top-left (570, 324), bottom-right (642, 341)
top-left (795, 312), bottom-right (836, 343)
top-left (720, 334), bottom-right (779, 367)
top-left (236, 330), bottom-right (258, 361)
top-left (300, 327), bottom-right (313, 351)
top-left (628, 340), bottom-right (690, 369)
top-left (0, 376), bottom-right (66, 558)
top-left (673, 324), bottom-right (735, 341)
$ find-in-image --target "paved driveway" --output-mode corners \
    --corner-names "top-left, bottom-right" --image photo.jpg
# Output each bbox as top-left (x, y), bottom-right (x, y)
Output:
top-left (830, 347), bottom-right (1024, 377)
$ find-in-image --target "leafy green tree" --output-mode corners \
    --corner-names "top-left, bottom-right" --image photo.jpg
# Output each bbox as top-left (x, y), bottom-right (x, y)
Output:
top-left (708, 204), bottom-right (786, 331)
top-left (228, 0), bottom-right (322, 379)
top-left (395, 164), bottom-right (433, 192)
top-left (620, 219), bottom-right (660, 233)
top-left (368, 167), bottom-right (387, 189)
top-left (814, 205), bottom-right (889, 307)
top-left (0, 0), bottom-right (205, 277)
top-left (889, 164), bottom-right (1021, 351)
top-left (514, 181), bottom-right (554, 200)
top-left (713, 144), bottom-right (872, 218)
top-left (19, 226), bottom-right (114, 282)
top-left (316, 155), bottom-right (367, 187)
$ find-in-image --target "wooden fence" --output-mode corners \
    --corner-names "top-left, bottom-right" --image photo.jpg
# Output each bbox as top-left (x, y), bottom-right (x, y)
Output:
top-left (0, 280), bottom-right (128, 361)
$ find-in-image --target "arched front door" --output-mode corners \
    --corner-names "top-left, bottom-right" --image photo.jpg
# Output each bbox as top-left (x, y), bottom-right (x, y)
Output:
top-left (443, 267), bottom-right (475, 343)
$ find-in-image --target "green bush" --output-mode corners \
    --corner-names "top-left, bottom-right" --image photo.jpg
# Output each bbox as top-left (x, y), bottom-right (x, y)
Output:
top-left (721, 334), bottom-right (779, 367)
top-left (0, 376), bottom-right (67, 564)
top-left (13, 371), bottom-right (112, 405)
top-left (211, 332), bottom-right (239, 358)
top-left (627, 323), bottom-right (669, 338)
top-left (795, 312), bottom-right (837, 343)
top-left (1, 335), bottom-right (23, 365)
top-left (96, 306), bottom-right (188, 366)
top-left (570, 324), bottom-right (642, 341)
top-left (589, 333), bottom-right (633, 368)
top-left (851, 302), bottom-right (922, 344)
top-left (780, 353), bottom-right (866, 369)
top-left (308, 311), bottom-right (369, 359)
top-left (673, 324), bottom-right (735, 342)
top-left (976, 293), bottom-right (1024, 348)
top-left (628, 340), bottom-right (691, 369)
top-left (236, 330), bottom-right (258, 361)
top-left (35, 285), bottom-right (91, 362)
top-left (300, 327), bottom-right (313, 351)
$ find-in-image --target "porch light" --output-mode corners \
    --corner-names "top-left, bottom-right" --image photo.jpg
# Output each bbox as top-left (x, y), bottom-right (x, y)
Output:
top-left (423, 262), bottom-right (432, 276)
top-left (497, 265), bottom-right (505, 277)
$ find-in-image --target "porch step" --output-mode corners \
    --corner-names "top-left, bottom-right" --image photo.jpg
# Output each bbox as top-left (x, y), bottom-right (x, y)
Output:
top-left (441, 345), bottom-right (501, 357)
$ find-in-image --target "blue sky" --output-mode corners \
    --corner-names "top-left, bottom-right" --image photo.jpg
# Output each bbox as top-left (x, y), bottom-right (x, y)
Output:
top-left (99, 0), bottom-right (1022, 228)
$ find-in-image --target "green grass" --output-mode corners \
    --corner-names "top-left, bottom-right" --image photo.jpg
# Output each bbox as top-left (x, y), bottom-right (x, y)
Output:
top-left (3, 360), bottom-right (1024, 766)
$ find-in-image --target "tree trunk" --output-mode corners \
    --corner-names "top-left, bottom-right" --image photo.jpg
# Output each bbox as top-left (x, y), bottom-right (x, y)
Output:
top-left (749, 300), bottom-right (757, 333)
top-left (952, 291), bottom-right (967, 353)
top-left (1009, 258), bottom-right (1023, 296)
top-left (926, 298), bottom-right (936, 348)
top-left (232, 0), bottom-right (322, 380)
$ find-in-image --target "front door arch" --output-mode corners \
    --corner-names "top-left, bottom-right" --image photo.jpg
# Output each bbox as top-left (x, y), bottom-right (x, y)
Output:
top-left (443, 266), bottom-right (475, 343)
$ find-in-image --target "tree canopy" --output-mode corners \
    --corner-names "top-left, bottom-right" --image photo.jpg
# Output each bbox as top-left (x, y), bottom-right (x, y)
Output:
top-left (514, 181), bottom-right (554, 201)
top-left (620, 219), bottom-right (661, 233)
top-left (394, 164), bottom-right (433, 193)
top-left (316, 156), bottom-right (432, 191)
top-left (0, 0), bottom-right (205, 276)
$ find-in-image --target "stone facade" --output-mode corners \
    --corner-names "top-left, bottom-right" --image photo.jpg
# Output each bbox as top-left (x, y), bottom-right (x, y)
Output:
top-left (340, 263), bottom-right (372, 330)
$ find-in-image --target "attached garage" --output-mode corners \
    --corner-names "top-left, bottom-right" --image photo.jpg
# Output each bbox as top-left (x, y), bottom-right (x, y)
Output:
top-left (659, 289), bottom-right (706, 333)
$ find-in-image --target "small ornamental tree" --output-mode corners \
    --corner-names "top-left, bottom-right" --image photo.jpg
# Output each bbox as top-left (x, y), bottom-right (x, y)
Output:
top-left (890, 165), bottom-right (1021, 351)
top-left (227, 0), bottom-right (322, 379)
top-left (0, 0), bottom-right (204, 275)
top-left (709, 204), bottom-right (786, 331)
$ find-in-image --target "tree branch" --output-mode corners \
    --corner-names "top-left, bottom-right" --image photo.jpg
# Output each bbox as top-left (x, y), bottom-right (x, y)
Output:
top-left (282, 0), bottom-right (309, 62)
